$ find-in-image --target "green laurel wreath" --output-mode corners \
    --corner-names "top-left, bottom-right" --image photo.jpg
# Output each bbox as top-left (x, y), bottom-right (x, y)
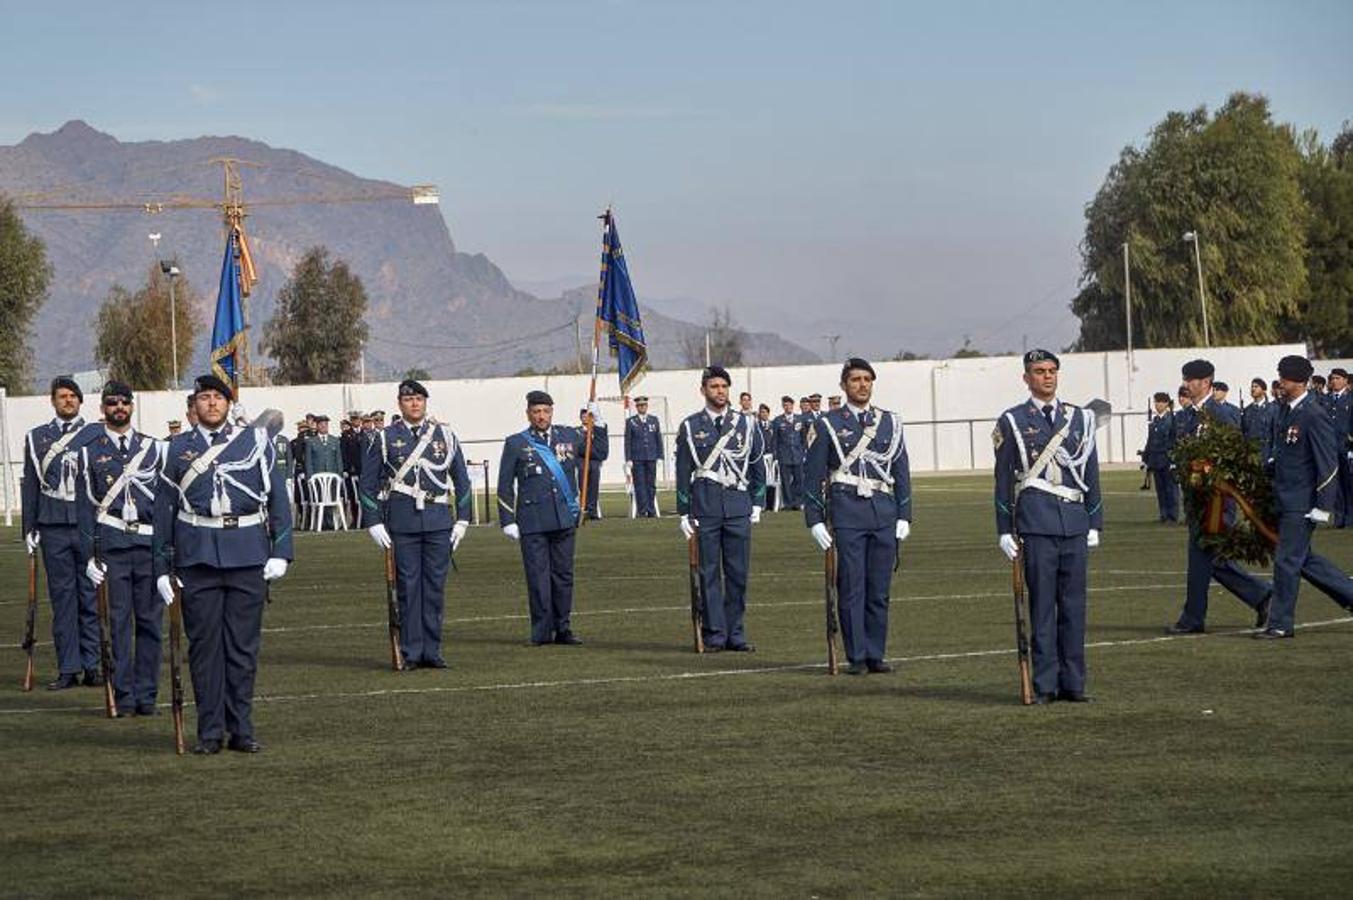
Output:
top-left (1171, 410), bottom-right (1277, 566)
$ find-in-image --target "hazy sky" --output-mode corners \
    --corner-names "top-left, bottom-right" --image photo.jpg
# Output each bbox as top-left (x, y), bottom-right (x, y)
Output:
top-left (2, 0), bottom-right (1349, 359)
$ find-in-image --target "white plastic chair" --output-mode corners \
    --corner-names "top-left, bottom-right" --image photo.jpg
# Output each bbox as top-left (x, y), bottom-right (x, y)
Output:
top-left (306, 473), bottom-right (349, 532)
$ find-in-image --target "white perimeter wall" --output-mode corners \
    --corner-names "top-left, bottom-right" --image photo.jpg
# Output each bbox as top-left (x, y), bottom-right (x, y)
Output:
top-left (0, 343), bottom-right (1308, 517)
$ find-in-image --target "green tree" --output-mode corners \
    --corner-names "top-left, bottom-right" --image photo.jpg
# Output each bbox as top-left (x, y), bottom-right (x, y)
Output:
top-left (681, 306), bottom-right (745, 367)
top-left (951, 337), bottom-right (985, 358)
top-left (1071, 93), bottom-right (1308, 350)
top-left (0, 196), bottom-right (53, 392)
top-left (1294, 123), bottom-right (1353, 355)
top-left (262, 247), bottom-right (369, 385)
top-left (94, 263), bottom-right (202, 390)
top-left (402, 366), bottom-right (431, 381)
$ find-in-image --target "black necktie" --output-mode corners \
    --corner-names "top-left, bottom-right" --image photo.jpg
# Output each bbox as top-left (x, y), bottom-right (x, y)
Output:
top-left (1042, 404), bottom-right (1055, 428)
top-left (119, 436), bottom-right (128, 455)
top-left (714, 416), bottom-right (723, 431)
top-left (210, 431), bottom-right (225, 445)
top-left (860, 410), bottom-right (873, 427)
top-left (61, 422), bottom-right (72, 435)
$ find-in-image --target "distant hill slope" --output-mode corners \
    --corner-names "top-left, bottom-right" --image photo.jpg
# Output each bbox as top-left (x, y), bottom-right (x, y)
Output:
top-left (0, 121), bottom-right (819, 385)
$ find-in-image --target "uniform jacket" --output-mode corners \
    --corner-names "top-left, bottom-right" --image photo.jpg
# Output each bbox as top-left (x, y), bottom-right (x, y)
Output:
top-left (1269, 393), bottom-right (1341, 516)
top-left (804, 406), bottom-right (911, 531)
top-left (497, 424), bottom-right (588, 534)
top-left (152, 423), bottom-right (294, 576)
top-left (674, 409), bottom-right (767, 521)
top-left (290, 435), bottom-right (309, 478)
top-left (757, 417), bottom-right (775, 458)
top-left (1325, 390), bottom-right (1353, 456)
top-left (305, 433), bottom-right (343, 476)
top-left (771, 412), bottom-right (806, 465)
top-left (1176, 395), bottom-right (1241, 438)
top-left (76, 430), bottom-right (164, 557)
top-left (624, 414), bottom-right (663, 462)
top-left (341, 432), bottom-right (364, 476)
top-left (993, 398), bottom-right (1103, 538)
top-left (22, 417), bottom-right (102, 533)
top-left (272, 433), bottom-right (294, 481)
top-left (586, 422), bottom-right (610, 465)
top-left (1241, 401), bottom-right (1275, 461)
top-left (359, 419), bottom-right (472, 533)
top-left (1142, 411), bottom-right (1176, 470)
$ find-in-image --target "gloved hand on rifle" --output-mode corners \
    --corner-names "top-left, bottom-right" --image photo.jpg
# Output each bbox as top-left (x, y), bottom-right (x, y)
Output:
top-left (1086, 529), bottom-right (1100, 548)
top-left (368, 523), bottom-right (392, 550)
top-left (502, 523), bottom-right (521, 541)
top-left (749, 506), bottom-right (762, 525)
top-left (156, 575), bottom-right (182, 607)
top-left (451, 520), bottom-right (469, 551)
top-left (998, 533), bottom-right (1019, 561)
top-left (263, 558), bottom-right (288, 581)
top-left (679, 515), bottom-right (697, 539)
top-left (810, 523), bottom-right (832, 551)
top-left (895, 520), bottom-right (910, 542)
top-left (85, 558), bottom-right (106, 587)
top-left (1306, 508), bottom-right (1332, 524)
top-left (25, 531), bottom-right (40, 555)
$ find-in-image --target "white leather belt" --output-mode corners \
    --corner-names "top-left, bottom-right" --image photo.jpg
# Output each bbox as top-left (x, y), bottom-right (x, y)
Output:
top-left (1016, 476), bottom-right (1083, 503)
top-left (388, 482), bottom-right (451, 506)
top-left (177, 510), bottom-right (266, 529)
top-left (97, 513), bottom-right (149, 534)
top-left (693, 468), bottom-right (746, 489)
top-left (830, 471), bottom-right (893, 496)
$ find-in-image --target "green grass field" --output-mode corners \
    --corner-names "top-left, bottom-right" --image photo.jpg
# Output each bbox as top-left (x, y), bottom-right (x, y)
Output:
top-left (2, 470), bottom-right (1351, 897)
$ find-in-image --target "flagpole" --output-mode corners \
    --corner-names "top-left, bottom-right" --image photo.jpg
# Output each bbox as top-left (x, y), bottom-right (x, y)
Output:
top-left (577, 207), bottom-right (610, 527)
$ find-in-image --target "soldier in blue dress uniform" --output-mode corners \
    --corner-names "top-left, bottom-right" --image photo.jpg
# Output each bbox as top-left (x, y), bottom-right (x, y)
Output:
top-left (78, 381), bottom-right (166, 716)
top-left (804, 359), bottom-right (912, 675)
top-left (498, 391), bottom-right (602, 645)
top-left (22, 376), bottom-right (102, 690)
top-left (624, 396), bottom-right (663, 517)
top-left (1166, 359), bottom-right (1272, 634)
top-left (675, 366), bottom-right (767, 652)
top-left (772, 395), bottom-right (806, 510)
top-left (1323, 368), bottom-right (1353, 527)
top-left (579, 407), bottom-right (609, 520)
top-left (993, 350), bottom-right (1103, 703)
top-left (1254, 356), bottom-right (1353, 638)
top-left (361, 380), bottom-right (472, 669)
top-left (1142, 391), bottom-right (1178, 522)
top-left (152, 375), bottom-right (293, 754)
top-left (1242, 377), bottom-right (1276, 466)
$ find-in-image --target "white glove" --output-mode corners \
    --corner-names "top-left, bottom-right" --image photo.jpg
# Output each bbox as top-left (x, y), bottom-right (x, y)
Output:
top-left (586, 401), bottom-right (603, 423)
top-left (1306, 508), bottom-right (1332, 524)
top-left (263, 558), bottom-right (289, 581)
top-left (25, 531), bottom-right (40, 555)
top-left (451, 520), bottom-right (469, 551)
top-left (1087, 528), bottom-right (1100, 548)
top-left (998, 533), bottom-right (1019, 561)
top-left (1347, 451), bottom-right (1353, 461)
top-left (503, 523), bottom-right (521, 541)
top-left (85, 559), bottom-right (106, 587)
top-left (157, 575), bottom-right (178, 607)
top-left (368, 523), bottom-right (392, 550)
top-left (679, 515), bottom-right (697, 539)
top-left (810, 523), bottom-right (833, 551)
top-left (895, 520), bottom-right (910, 542)
top-left (232, 403), bottom-right (251, 425)
top-left (625, 461), bottom-right (633, 476)
top-left (749, 506), bottom-right (762, 525)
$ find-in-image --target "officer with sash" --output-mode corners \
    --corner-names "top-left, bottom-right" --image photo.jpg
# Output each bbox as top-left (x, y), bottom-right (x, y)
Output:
top-left (78, 381), bottom-right (165, 716)
top-left (624, 396), bottom-right (663, 517)
top-left (1166, 359), bottom-right (1272, 634)
top-left (1255, 355), bottom-right (1353, 638)
top-left (498, 391), bottom-right (601, 645)
top-left (22, 376), bottom-right (102, 690)
top-left (152, 375), bottom-right (293, 754)
top-left (675, 366), bottom-right (767, 652)
top-left (804, 359), bottom-right (912, 675)
top-left (361, 380), bottom-right (472, 669)
top-left (580, 407), bottom-right (609, 520)
top-left (994, 350), bottom-right (1103, 703)
top-left (1142, 391), bottom-right (1178, 522)
top-left (772, 395), bottom-right (806, 510)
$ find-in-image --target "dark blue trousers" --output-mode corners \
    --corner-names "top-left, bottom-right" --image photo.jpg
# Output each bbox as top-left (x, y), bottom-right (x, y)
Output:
top-left (392, 529), bottom-right (451, 664)
top-left (633, 460), bottom-right (657, 516)
top-left (39, 524), bottom-right (99, 675)
top-left (585, 462), bottom-right (603, 518)
top-left (519, 528), bottom-right (576, 643)
top-left (1150, 467), bottom-right (1179, 521)
top-left (1179, 524), bottom-right (1270, 629)
top-left (779, 462), bottom-right (804, 510)
top-left (834, 525), bottom-right (897, 664)
top-left (1268, 513), bottom-right (1353, 632)
top-left (696, 515), bottom-right (751, 648)
top-left (1020, 533), bottom-right (1088, 696)
top-left (180, 564), bottom-right (266, 742)
top-left (106, 546), bottom-right (161, 710)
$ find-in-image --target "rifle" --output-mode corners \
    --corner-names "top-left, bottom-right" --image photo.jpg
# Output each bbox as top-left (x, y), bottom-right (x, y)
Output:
top-left (385, 546), bottom-right (404, 670)
top-left (22, 551), bottom-right (38, 691)
top-left (93, 535), bottom-right (117, 718)
top-left (824, 515), bottom-right (841, 676)
top-left (1010, 535), bottom-right (1035, 705)
top-left (687, 531), bottom-right (705, 654)
top-left (168, 560), bottom-right (186, 755)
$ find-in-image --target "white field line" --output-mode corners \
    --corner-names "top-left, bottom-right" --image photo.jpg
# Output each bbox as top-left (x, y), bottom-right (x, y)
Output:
top-left (1, 616), bottom-right (1349, 717)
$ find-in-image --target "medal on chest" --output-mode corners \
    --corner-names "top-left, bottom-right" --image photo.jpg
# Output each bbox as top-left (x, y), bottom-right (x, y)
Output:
top-left (1285, 425), bottom-right (1300, 444)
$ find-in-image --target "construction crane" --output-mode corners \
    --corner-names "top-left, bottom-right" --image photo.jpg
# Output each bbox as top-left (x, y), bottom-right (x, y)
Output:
top-left (13, 158), bottom-right (440, 383)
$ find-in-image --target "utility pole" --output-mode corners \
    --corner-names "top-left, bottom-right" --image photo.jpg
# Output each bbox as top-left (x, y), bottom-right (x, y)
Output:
top-left (822, 334), bottom-right (841, 360)
top-left (1183, 230), bottom-right (1211, 348)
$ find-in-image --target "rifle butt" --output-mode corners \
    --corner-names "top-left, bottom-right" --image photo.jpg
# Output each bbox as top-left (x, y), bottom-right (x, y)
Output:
top-left (1011, 550), bottom-right (1035, 705)
top-left (688, 535), bottom-right (705, 653)
top-left (169, 598), bottom-right (186, 754)
top-left (96, 580), bottom-right (116, 719)
top-left (385, 547), bottom-right (404, 671)
top-left (23, 555), bottom-right (37, 691)
top-left (825, 546), bottom-right (840, 676)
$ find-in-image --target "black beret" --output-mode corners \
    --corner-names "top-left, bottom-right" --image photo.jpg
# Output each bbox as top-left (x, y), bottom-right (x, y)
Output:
top-left (1212, 381), bottom-right (1229, 392)
top-left (101, 380), bottom-right (133, 402)
top-left (634, 395), bottom-right (649, 403)
top-left (1152, 392), bottom-right (1171, 403)
top-left (1177, 385), bottom-right (1190, 397)
top-left (781, 395), bottom-right (794, 403)
top-left (186, 393), bottom-right (195, 408)
top-left (841, 357), bottom-right (877, 380)
top-left (1022, 349), bottom-right (1059, 370)
top-left (398, 379), bottom-right (428, 398)
top-left (50, 376), bottom-right (83, 402)
top-left (1330, 368), bottom-right (1349, 379)
top-left (526, 390), bottom-right (554, 407)
top-left (799, 396), bottom-right (810, 403)
top-left (1277, 355), bottom-right (1315, 382)
top-left (1251, 377), bottom-right (1267, 389)
top-left (1181, 359), bottom-right (1214, 380)
top-left (701, 365), bottom-right (731, 385)
top-left (192, 374), bottom-right (233, 402)
top-left (1311, 374), bottom-right (1327, 384)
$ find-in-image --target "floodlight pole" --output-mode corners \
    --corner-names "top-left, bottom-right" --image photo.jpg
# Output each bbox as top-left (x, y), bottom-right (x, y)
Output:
top-left (1183, 231), bottom-right (1210, 348)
